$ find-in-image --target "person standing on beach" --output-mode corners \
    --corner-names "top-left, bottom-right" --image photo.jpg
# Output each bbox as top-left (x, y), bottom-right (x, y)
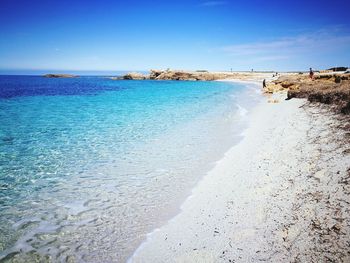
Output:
top-left (309, 67), bottom-right (314, 80)
top-left (263, 79), bottom-right (266, 88)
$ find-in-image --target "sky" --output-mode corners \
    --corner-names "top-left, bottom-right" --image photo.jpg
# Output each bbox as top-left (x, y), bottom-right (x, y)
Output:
top-left (0, 0), bottom-right (349, 73)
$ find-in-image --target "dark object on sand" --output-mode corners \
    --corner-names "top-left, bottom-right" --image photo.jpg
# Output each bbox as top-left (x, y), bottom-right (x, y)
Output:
top-left (263, 79), bottom-right (266, 88)
top-left (335, 75), bottom-right (342, 83)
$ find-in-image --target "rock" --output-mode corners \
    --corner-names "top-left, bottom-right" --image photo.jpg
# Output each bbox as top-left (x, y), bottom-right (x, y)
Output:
top-left (335, 75), bottom-right (342, 83)
top-left (341, 101), bottom-right (350, 114)
top-left (152, 70), bottom-right (198, 81)
top-left (149, 69), bottom-right (163, 79)
top-left (312, 169), bottom-right (327, 183)
top-left (149, 69), bottom-right (227, 81)
top-left (122, 72), bottom-right (148, 80)
top-left (281, 81), bottom-right (296, 89)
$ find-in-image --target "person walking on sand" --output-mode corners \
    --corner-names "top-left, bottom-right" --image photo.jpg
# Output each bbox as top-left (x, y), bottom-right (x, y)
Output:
top-left (263, 79), bottom-right (266, 88)
top-left (309, 67), bottom-right (314, 80)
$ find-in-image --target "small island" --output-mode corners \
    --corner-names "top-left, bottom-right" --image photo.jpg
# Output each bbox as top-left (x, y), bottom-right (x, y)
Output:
top-left (43, 74), bottom-right (77, 78)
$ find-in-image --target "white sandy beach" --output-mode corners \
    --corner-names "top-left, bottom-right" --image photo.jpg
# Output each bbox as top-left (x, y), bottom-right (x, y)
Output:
top-left (130, 86), bottom-right (350, 262)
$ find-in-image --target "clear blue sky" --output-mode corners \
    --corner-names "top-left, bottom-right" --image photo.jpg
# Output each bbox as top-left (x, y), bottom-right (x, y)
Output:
top-left (1, 0), bottom-right (349, 73)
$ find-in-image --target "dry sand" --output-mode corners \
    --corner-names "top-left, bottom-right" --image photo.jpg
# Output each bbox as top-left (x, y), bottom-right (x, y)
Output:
top-left (129, 86), bottom-right (350, 262)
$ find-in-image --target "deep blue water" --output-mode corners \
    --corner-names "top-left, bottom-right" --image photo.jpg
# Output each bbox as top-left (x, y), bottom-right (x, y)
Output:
top-left (0, 75), bottom-right (259, 262)
top-left (0, 75), bottom-right (128, 98)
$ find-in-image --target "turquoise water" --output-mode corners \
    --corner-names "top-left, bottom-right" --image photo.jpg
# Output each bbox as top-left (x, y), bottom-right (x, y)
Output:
top-left (0, 76), bottom-right (260, 262)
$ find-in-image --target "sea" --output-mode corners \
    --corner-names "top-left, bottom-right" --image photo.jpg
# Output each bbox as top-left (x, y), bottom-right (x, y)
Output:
top-left (0, 75), bottom-right (261, 262)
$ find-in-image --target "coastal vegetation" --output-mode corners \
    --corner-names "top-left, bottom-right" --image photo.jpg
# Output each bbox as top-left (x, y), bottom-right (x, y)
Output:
top-left (263, 72), bottom-right (350, 114)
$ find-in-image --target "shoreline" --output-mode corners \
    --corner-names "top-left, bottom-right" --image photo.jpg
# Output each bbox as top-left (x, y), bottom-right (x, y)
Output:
top-left (127, 79), bottom-right (263, 261)
top-left (129, 85), bottom-right (283, 262)
top-left (130, 85), bottom-right (350, 261)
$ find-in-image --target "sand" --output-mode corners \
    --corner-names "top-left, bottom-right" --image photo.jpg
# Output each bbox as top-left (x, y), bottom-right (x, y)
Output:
top-left (129, 86), bottom-right (350, 262)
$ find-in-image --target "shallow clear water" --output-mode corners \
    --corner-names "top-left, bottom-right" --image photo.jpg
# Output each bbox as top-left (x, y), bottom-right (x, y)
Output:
top-left (0, 76), bottom-right (260, 262)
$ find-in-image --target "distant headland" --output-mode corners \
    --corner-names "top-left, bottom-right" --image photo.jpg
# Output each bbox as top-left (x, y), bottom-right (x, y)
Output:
top-left (111, 69), bottom-right (275, 81)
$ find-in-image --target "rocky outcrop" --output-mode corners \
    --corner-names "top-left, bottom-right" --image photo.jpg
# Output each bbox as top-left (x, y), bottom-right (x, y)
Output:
top-left (118, 70), bottom-right (276, 82)
top-left (149, 70), bottom-right (230, 81)
top-left (264, 73), bottom-right (350, 114)
top-left (149, 69), bottom-right (163, 79)
top-left (118, 70), bottom-right (247, 81)
top-left (44, 74), bottom-right (77, 78)
top-left (122, 72), bottom-right (148, 80)
top-left (150, 70), bottom-right (198, 81)
top-left (117, 69), bottom-right (277, 82)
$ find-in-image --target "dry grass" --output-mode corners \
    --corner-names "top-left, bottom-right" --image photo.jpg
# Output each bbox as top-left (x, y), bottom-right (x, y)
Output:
top-left (273, 73), bottom-right (350, 114)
